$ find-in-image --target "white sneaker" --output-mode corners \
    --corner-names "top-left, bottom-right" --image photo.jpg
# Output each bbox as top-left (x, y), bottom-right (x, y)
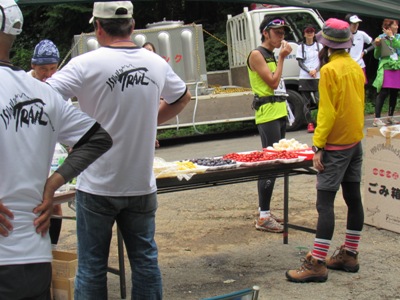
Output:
top-left (255, 217), bottom-right (283, 233)
top-left (373, 118), bottom-right (387, 127)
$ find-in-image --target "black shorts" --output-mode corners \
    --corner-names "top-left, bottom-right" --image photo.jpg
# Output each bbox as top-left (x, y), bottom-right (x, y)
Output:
top-left (0, 262), bottom-right (52, 300)
top-left (299, 79), bottom-right (319, 92)
top-left (317, 142), bottom-right (363, 192)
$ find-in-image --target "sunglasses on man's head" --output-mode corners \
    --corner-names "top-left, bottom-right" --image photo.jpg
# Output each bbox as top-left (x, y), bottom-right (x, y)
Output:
top-left (264, 19), bottom-right (286, 31)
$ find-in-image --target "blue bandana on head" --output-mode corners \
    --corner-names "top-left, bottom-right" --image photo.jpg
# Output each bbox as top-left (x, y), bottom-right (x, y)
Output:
top-left (31, 39), bottom-right (60, 65)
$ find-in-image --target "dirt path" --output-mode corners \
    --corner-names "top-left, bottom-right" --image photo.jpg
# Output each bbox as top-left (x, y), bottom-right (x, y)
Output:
top-left (57, 129), bottom-right (400, 300)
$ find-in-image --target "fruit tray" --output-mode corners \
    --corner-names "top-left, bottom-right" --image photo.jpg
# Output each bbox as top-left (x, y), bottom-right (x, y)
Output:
top-left (222, 150), bottom-right (308, 166)
top-left (275, 156), bottom-right (307, 164)
top-left (155, 167), bottom-right (208, 179)
top-left (263, 148), bottom-right (314, 161)
top-left (153, 158), bottom-right (208, 179)
top-left (237, 156), bottom-right (306, 166)
top-left (188, 157), bottom-right (239, 171)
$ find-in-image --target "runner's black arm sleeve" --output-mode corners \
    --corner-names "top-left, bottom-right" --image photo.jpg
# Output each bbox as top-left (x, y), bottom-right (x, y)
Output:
top-left (55, 123), bottom-right (113, 183)
top-left (364, 44), bottom-right (375, 55)
top-left (297, 58), bottom-right (310, 73)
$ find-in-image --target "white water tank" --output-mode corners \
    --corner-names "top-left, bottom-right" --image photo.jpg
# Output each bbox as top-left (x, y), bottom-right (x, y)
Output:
top-left (72, 20), bottom-right (208, 95)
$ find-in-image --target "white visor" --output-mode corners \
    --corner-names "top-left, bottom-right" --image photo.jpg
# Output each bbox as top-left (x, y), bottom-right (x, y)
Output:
top-left (349, 15), bottom-right (362, 23)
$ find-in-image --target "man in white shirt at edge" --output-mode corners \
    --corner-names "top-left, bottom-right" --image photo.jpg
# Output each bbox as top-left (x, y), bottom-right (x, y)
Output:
top-left (47, 1), bottom-right (191, 299)
top-left (345, 14), bottom-right (374, 83)
top-left (0, 0), bottom-right (112, 299)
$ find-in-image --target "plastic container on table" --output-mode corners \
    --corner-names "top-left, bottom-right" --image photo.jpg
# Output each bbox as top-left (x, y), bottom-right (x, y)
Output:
top-left (50, 143), bottom-right (70, 192)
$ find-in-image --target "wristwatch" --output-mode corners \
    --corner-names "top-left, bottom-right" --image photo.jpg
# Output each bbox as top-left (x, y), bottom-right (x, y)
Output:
top-left (312, 146), bottom-right (323, 153)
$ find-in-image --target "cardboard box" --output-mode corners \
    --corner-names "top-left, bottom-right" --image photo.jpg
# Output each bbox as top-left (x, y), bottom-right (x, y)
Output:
top-left (364, 127), bottom-right (400, 233)
top-left (52, 277), bottom-right (74, 300)
top-left (52, 250), bottom-right (77, 280)
top-left (365, 127), bottom-right (400, 163)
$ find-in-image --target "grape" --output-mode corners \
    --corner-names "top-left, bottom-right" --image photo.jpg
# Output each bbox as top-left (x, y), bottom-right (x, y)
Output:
top-left (188, 158), bottom-right (236, 166)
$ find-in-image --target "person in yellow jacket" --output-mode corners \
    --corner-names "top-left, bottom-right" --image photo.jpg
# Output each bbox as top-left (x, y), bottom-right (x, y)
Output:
top-left (247, 15), bottom-right (292, 233)
top-left (286, 18), bottom-right (365, 283)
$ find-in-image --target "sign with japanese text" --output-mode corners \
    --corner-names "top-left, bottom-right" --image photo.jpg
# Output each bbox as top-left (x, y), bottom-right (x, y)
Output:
top-left (364, 127), bottom-right (400, 233)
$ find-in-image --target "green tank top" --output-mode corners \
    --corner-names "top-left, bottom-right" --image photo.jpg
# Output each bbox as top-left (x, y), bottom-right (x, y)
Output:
top-left (247, 47), bottom-right (287, 124)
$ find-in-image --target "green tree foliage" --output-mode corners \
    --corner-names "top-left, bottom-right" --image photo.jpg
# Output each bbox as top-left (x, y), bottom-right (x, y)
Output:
top-left (204, 27), bottom-right (229, 71)
top-left (184, 2), bottom-right (246, 71)
top-left (12, 1), bottom-right (247, 72)
top-left (11, 4), bottom-right (93, 70)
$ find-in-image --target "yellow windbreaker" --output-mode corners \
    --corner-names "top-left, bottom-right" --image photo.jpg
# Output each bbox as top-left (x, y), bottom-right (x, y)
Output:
top-left (313, 51), bottom-right (365, 148)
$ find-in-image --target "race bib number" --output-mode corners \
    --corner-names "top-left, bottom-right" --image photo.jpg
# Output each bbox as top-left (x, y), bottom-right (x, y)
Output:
top-left (274, 77), bottom-right (288, 96)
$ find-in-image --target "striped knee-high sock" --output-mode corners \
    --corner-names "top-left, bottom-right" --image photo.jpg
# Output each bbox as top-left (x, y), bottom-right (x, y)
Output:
top-left (344, 229), bottom-right (361, 253)
top-left (311, 238), bottom-right (331, 261)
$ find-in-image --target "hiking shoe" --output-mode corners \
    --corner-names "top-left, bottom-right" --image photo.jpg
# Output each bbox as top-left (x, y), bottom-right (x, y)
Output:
top-left (286, 252), bottom-right (328, 283)
top-left (326, 245), bottom-right (359, 273)
top-left (270, 213), bottom-right (284, 224)
top-left (373, 118), bottom-right (387, 127)
top-left (307, 123), bottom-right (315, 133)
top-left (255, 217), bottom-right (283, 233)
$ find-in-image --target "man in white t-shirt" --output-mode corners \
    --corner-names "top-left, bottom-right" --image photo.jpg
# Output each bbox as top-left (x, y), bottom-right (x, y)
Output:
top-left (47, 1), bottom-right (191, 299)
top-left (0, 1), bottom-right (112, 299)
top-left (345, 14), bottom-right (374, 83)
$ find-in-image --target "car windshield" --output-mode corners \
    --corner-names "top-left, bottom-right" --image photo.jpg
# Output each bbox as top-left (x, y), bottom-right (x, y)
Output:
top-left (280, 12), bottom-right (322, 42)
